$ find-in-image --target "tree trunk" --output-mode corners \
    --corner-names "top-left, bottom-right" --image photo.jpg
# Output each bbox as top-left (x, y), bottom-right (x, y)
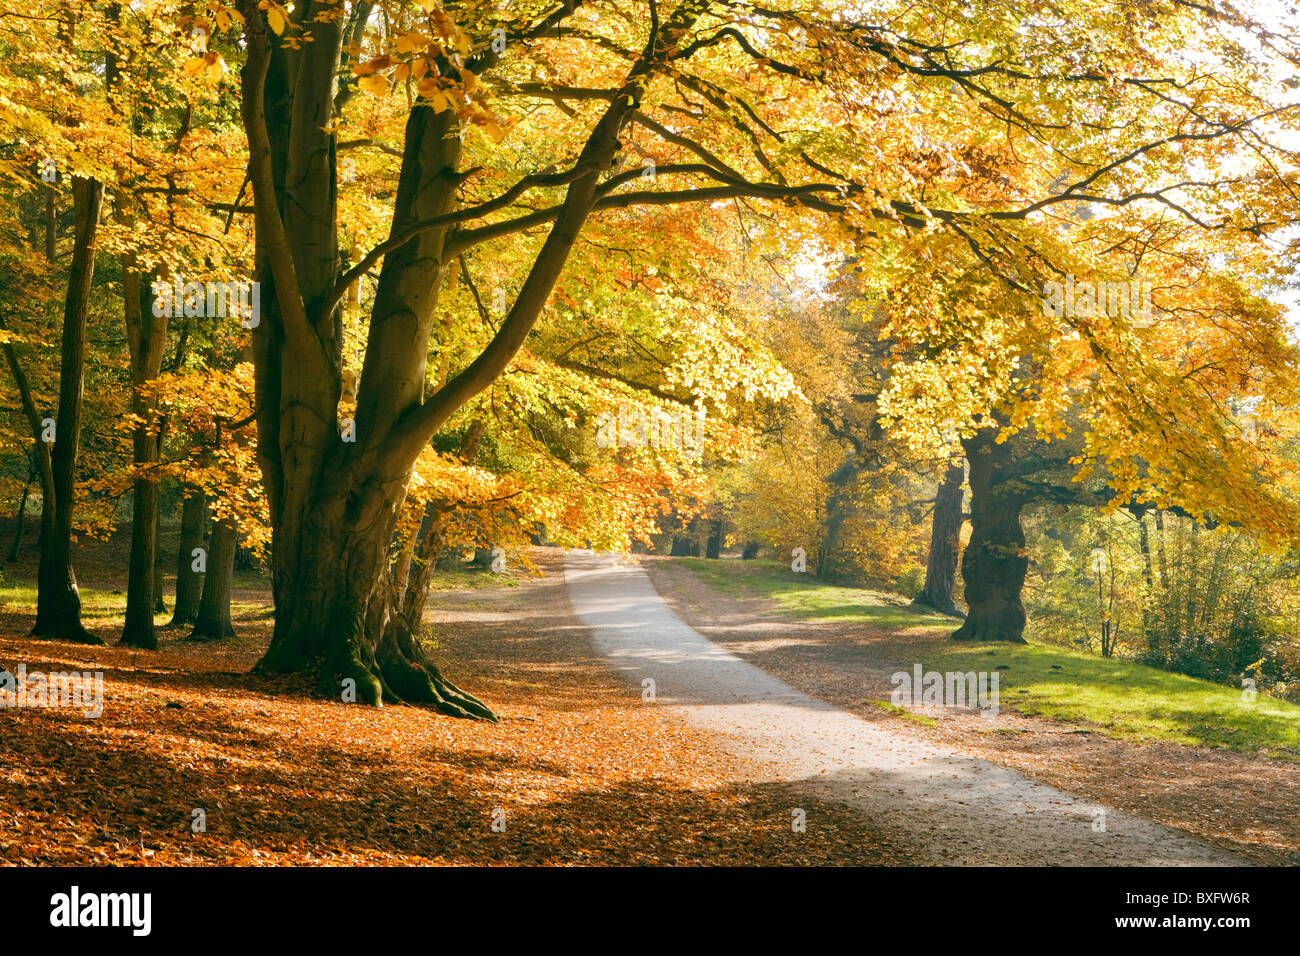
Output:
top-left (705, 517), bottom-right (723, 559)
top-left (121, 268), bottom-right (168, 649)
top-left (914, 459), bottom-right (965, 616)
top-left (188, 518), bottom-right (237, 641)
top-left (5, 461), bottom-right (34, 563)
top-left (168, 488), bottom-right (206, 627)
top-left (951, 427), bottom-right (1028, 643)
top-left (153, 522), bottom-right (167, 614)
top-left (819, 455), bottom-right (862, 583)
top-left (670, 535), bottom-right (699, 556)
top-left (32, 176), bottom-right (104, 645)
top-left (236, 0), bottom-right (686, 717)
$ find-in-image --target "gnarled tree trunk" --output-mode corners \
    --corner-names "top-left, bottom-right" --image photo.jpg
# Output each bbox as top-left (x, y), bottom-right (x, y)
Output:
top-left (952, 427), bottom-right (1028, 643)
top-left (237, 0), bottom-right (697, 717)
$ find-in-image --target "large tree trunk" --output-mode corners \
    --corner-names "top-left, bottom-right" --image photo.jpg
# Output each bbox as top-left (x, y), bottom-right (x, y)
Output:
top-left (237, 0), bottom-right (688, 717)
top-left (121, 269), bottom-right (168, 649)
top-left (951, 427), bottom-right (1028, 643)
top-left (32, 176), bottom-right (103, 645)
top-left (188, 518), bottom-right (237, 642)
top-left (914, 459), bottom-right (965, 616)
top-left (168, 488), bottom-right (206, 627)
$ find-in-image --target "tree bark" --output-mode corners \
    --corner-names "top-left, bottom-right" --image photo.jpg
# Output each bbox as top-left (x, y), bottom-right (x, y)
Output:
top-left (188, 518), bottom-right (237, 641)
top-left (153, 520), bottom-right (167, 614)
top-left (951, 427), bottom-right (1029, 643)
top-left (168, 488), bottom-right (206, 627)
top-left (1, 338), bottom-right (54, 565)
top-left (5, 460), bottom-right (35, 563)
top-left (914, 459), bottom-right (965, 616)
top-left (818, 454), bottom-right (862, 583)
top-left (32, 176), bottom-right (103, 645)
top-left (705, 517), bottom-right (723, 558)
top-left (121, 269), bottom-right (168, 649)
top-left (670, 535), bottom-right (699, 556)
top-left (237, 0), bottom-right (697, 717)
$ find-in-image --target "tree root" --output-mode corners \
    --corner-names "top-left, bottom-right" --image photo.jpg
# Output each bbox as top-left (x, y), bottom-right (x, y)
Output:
top-left (951, 618), bottom-right (1027, 643)
top-left (30, 623), bottom-right (105, 646)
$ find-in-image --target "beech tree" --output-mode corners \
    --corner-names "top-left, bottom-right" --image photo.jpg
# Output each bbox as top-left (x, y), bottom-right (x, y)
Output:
top-left (229, 0), bottom-right (920, 714)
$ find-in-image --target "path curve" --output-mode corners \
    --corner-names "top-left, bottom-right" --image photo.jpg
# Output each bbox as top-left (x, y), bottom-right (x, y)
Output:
top-left (563, 550), bottom-right (1243, 866)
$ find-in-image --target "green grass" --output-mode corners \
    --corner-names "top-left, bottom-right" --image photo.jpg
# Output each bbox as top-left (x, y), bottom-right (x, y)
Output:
top-left (0, 581), bottom-right (126, 623)
top-left (922, 642), bottom-right (1300, 757)
top-left (668, 556), bottom-right (1300, 758)
top-left (864, 698), bottom-right (937, 726)
top-left (425, 565), bottom-right (523, 591)
top-left (670, 557), bottom-right (952, 632)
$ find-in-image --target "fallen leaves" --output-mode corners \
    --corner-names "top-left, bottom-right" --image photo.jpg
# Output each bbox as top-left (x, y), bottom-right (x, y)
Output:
top-left (0, 545), bottom-right (899, 866)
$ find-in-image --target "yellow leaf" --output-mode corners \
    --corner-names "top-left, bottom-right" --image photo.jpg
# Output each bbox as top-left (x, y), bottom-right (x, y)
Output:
top-left (395, 32), bottom-right (423, 55)
top-left (359, 74), bottom-right (389, 97)
top-left (392, 63), bottom-right (410, 83)
top-left (267, 6), bottom-right (286, 34)
top-left (183, 57), bottom-right (206, 77)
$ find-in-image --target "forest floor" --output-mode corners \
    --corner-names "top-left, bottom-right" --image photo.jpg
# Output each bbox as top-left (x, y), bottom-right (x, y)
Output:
top-left (0, 535), bottom-right (904, 865)
top-left (2, 530), bottom-right (1293, 865)
top-left (643, 556), bottom-right (1300, 865)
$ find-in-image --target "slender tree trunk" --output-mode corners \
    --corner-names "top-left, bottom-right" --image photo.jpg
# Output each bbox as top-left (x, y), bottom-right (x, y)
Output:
top-left (168, 488), bottom-right (206, 627)
top-left (1137, 510), bottom-right (1154, 643)
top-left (44, 181), bottom-right (55, 262)
top-left (952, 427), bottom-right (1028, 643)
top-left (819, 455), bottom-right (862, 583)
top-left (1154, 509), bottom-right (1169, 589)
top-left (392, 532), bottom-right (417, 606)
top-left (188, 518), bottom-right (237, 641)
top-left (914, 459), bottom-right (965, 616)
top-left (122, 268), bottom-right (168, 649)
top-left (32, 176), bottom-right (103, 645)
top-left (153, 519), bottom-right (167, 614)
top-left (5, 461), bottom-right (35, 563)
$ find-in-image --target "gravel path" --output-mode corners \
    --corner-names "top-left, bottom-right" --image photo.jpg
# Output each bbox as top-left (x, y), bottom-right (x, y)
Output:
top-left (564, 550), bottom-right (1245, 866)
